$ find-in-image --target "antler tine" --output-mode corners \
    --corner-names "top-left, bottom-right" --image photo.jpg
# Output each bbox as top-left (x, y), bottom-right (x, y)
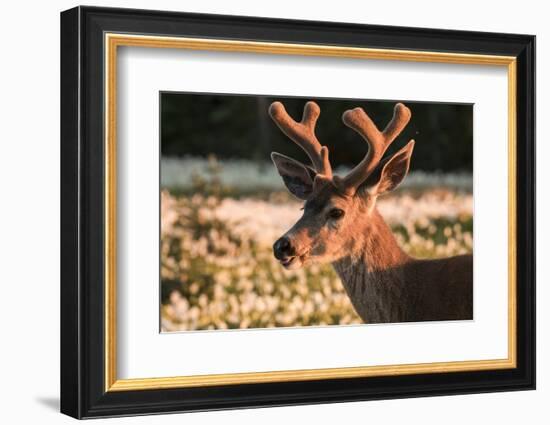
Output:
top-left (269, 101), bottom-right (332, 178)
top-left (340, 103), bottom-right (411, 193)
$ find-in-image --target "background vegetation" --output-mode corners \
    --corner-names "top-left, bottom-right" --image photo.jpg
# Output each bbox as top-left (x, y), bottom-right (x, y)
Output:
top-left (161, 93), bottom-right (473, 172)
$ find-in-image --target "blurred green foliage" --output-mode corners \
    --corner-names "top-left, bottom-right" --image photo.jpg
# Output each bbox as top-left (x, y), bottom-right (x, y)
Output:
top-left (161, 93), bottom-right (472, 172)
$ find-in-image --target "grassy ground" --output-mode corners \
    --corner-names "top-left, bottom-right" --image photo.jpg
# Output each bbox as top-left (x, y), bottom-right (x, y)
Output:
top-left (160, 187), bottom-right (473, 332)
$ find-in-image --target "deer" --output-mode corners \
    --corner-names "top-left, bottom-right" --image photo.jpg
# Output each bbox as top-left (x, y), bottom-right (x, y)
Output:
top-left (269, 101), bottom-right (473, 323)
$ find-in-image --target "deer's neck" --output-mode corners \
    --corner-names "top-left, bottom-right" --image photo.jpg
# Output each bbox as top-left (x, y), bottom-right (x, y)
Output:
top-left (332, 208), bottom-right (414, 323)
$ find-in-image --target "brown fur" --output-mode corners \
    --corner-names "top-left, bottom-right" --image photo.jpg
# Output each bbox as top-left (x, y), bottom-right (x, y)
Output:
top-left (283, 188), bottom-right (473, 323)
top-left (332, 209), bottom-right (473, 323)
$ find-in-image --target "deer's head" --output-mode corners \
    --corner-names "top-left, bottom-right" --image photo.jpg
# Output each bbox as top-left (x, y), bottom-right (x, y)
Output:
top-left (270, 101), bottom-right (415, 269)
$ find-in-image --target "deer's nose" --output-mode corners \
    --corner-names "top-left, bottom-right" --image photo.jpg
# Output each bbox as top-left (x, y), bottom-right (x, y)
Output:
top-left (273, 236), bottom-right (293, 259)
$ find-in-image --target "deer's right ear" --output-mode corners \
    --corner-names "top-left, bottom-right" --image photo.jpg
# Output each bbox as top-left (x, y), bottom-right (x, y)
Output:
top-left (363, 140), bottom-right (415, 197)
top-left (271, 152), bottom-right (316, 200)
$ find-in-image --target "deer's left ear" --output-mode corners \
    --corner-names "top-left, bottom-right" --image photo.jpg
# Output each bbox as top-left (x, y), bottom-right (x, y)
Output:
top-left (271, 152), bottom-right (316, 200)
top-left (367, 140), bottom-right (415, 196)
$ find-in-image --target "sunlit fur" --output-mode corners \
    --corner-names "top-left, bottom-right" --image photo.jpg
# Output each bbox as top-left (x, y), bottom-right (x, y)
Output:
top-left (280, 181), bottom-right (374, 268)
top-left (277, 179), bottom-right (473, 323)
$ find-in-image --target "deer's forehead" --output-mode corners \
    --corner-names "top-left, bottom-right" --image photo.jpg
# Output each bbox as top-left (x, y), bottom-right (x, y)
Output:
top-left (304, 186), bottom-right (349, 213)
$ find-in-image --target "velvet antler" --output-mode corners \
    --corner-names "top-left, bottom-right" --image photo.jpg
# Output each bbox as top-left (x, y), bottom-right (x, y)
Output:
top-left (269, 101), bottom-right (332, 178)
top-left (339, 103), bottom-right (411, 194)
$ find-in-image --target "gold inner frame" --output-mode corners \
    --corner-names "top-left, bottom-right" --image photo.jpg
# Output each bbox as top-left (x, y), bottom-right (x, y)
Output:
top-left (104, 33), bottom-right (517, 392)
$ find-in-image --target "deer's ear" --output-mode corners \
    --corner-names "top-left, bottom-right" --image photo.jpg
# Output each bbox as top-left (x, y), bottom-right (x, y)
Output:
top-left (271, 152), bottom-right (316, 200)
top-left (366, 140), bottom-right (415, 196)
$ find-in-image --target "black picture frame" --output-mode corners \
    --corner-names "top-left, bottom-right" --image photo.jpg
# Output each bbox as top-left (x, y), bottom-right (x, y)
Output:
top-left (60, 5), bottom-right (535, 419)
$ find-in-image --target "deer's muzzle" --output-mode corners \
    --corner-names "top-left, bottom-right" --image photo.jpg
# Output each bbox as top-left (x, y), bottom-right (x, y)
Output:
top-left (273, 236), bottom-right (294, 260)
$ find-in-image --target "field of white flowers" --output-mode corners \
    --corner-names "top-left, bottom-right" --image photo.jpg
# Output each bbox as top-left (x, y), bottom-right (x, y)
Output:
top-left (161, 157), bottom-right (473, 332)
top-left (162, 156), bottom-right (473, 193)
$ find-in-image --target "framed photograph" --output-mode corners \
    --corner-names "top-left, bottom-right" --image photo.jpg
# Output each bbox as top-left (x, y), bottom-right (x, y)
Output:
top-left (60, 6), bottom-right (535, 419)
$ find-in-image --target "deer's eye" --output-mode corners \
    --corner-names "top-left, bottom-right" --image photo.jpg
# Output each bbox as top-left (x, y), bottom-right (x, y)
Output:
top-left (327, 208), bottom-right (345, 220)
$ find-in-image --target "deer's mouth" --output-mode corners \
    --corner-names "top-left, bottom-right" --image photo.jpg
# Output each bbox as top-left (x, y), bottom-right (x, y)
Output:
top-left (279, 257), bottom-right (296, 268)
top-left (279, 251), bottom-right (309, 269)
